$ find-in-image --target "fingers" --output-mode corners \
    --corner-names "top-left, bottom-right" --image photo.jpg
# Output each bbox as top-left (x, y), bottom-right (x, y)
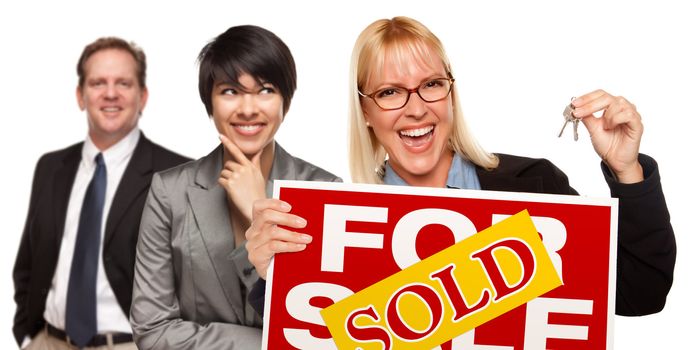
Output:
top-left (251, 206), bottom-right (307, 233)
top-left (571, 90), bottom-right (642, 134)
top-left (218, 134), bottom-right (265, 184)
top-left (246, 198), bottom-right (310, 279)
top-left (217, 169), bottom-right (242, 188)
top-left (218, 164), bottom-right (243, 182)
top-left (570, 89), bottom-right (606, 109)
top-left (605, 100), bottom-right (643, 134)
top-left (223, 161), bottom-right (243, 172)
top-left (246, 225), bottom-right (311, 252)
top-left (219, 134), bottom-right (249, 165)
top-left (246, 224), bottom-right (310, 280)
top-left (252, 198), bottom-right (292, 220)
top-left (218, 176), bottom-right (229, 189)
top-left (569, 90), bottom-right (644, 179)
top-left (248, 199), bottom-right (309, 250)
top-left (571, 89), bottom-right (614, 118)
top-left (248, 239), bottom-right (306, 279)
top-left (247, 249), bottom-right (272, 279)
top-left (578, 109), bottom-right (603, 135)
top-left (571, 90), bottom-right (636, 119)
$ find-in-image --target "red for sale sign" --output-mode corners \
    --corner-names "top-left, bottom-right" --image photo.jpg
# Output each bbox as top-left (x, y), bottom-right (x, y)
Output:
top-left (261, 181), bottom-right (618, 350)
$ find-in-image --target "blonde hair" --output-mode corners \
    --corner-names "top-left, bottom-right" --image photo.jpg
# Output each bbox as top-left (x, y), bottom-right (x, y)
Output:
top-left (348, 16), bottom-right (498, 184)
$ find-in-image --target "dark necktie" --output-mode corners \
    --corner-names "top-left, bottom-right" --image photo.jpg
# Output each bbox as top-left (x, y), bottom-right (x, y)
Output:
top-left (66, 153), bottom-right (107, 347)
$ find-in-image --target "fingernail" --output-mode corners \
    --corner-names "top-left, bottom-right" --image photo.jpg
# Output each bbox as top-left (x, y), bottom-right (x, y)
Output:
top-left (570, 96), bottom-right (581, 106)
top-left (281, 201), bottom-right (292, 211)
top-left (572, 108), bottom-right (584, 118)
top-left (296, 217), bottom-right (307, 227)
top-left (296, 244), bottom-right (306, 250)
top-left (300, 234), bottom-right (312, 243)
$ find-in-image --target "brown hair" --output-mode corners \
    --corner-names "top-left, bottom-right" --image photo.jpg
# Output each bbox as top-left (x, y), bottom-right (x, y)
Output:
top-left (77, 37), bottom-right (147, 89)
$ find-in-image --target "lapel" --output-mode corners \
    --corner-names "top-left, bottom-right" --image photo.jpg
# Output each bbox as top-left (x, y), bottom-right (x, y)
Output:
top-left (52, 145), bottom-right (82, 246)
top-left (187, 145), bottom-right (246, 321)
top-left (186, 142), bottom-right (295, 321)
top-left (103, 134), bottom-right (154, 248)
top-left (265, 143), bottom-right (295, 197)
top-left (476, 159), bottom-right (544, 193)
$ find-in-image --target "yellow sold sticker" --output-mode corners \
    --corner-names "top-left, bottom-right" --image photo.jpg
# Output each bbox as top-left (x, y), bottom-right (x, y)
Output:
top-left (321, 210), bottom-right (563, 350)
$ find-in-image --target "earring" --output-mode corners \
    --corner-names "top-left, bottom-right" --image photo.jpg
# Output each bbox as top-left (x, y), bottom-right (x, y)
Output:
top-left (366, 121), bottom-right (370, 127)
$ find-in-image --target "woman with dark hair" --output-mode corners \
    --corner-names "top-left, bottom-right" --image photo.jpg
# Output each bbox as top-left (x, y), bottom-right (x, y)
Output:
top-left (130, 25), bottom-right (339, 349)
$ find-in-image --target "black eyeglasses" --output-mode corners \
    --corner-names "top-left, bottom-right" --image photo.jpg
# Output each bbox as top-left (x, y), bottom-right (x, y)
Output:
top-left (358, 76), bottom-right (455, 111)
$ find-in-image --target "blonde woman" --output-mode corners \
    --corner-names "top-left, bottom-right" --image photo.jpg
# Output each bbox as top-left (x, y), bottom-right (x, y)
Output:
top-left (246, 17), bottom-right (674, 318)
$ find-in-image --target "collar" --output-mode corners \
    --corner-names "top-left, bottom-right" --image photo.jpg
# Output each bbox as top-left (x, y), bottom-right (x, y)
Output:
top-left (83, 127), bottom-right (140, 167)
top-left (383, 152), bottom-right (482, 190)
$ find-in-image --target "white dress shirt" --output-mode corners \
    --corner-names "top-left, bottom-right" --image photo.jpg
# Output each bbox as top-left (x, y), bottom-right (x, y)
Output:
top-left (43, 127), bottom-right (140, 334)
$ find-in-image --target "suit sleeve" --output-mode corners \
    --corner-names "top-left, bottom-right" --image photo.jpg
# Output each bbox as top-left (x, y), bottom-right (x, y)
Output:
top-left (130, 173), bottom-right (261, 350)
top-left (248, 279), bottom-right (267, 317)
top-left (12, 156), bottom-right (46, 346)
top-left (601, 154), bottom-right (676, 315)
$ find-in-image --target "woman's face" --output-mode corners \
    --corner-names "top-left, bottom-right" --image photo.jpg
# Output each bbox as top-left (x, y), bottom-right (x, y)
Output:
top-left (212, 73), bottom-right (284, 158)
top-left (361, 50), bottom-right (454, 184)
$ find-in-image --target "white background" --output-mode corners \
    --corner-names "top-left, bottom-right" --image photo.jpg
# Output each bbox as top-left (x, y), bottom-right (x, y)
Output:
top-left (0, 0), bottom-right (686, 348)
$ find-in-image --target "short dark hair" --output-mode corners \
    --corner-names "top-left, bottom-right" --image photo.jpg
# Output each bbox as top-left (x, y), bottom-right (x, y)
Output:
top-left (77, 37), bottom-right (147, 89)
top-left (197, 25), bottom-right (297, 116)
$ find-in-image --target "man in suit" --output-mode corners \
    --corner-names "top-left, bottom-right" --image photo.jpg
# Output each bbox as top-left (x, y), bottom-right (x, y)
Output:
top-left (12, 37), bottom-right (190, 349)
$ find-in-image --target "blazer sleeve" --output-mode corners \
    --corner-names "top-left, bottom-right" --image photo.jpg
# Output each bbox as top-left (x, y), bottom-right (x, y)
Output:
top-left (601, 154), bottom-right (676, 316)
top-left (12, 155), bottom-right (47, 346)
top-left (540, 154), bottom-right (675, 316)
top-left (130, 173), bottom-right (261, 350)
top-left (248, 278), bottom-right (266, 318)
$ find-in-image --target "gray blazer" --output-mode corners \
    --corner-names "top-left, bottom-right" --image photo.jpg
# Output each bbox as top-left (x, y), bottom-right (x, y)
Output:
top-left (130, 143), bottom-right (340, 350)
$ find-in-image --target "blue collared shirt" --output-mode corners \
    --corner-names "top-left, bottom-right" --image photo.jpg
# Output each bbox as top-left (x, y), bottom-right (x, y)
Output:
top-left (382, 152), bottom-right (482, 190)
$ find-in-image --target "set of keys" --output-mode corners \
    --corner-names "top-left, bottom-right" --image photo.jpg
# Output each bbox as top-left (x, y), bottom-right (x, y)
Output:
top-left (558, 98), bottom-right (579, 141)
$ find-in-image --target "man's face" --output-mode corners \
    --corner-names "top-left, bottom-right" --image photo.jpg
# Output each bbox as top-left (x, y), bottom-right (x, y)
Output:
top-left (77, 48), bottom-right (148, 150)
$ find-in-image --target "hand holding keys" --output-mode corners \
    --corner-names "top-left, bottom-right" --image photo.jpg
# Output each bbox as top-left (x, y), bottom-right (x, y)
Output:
top-left (558, 97), bottom-right (579, 141)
